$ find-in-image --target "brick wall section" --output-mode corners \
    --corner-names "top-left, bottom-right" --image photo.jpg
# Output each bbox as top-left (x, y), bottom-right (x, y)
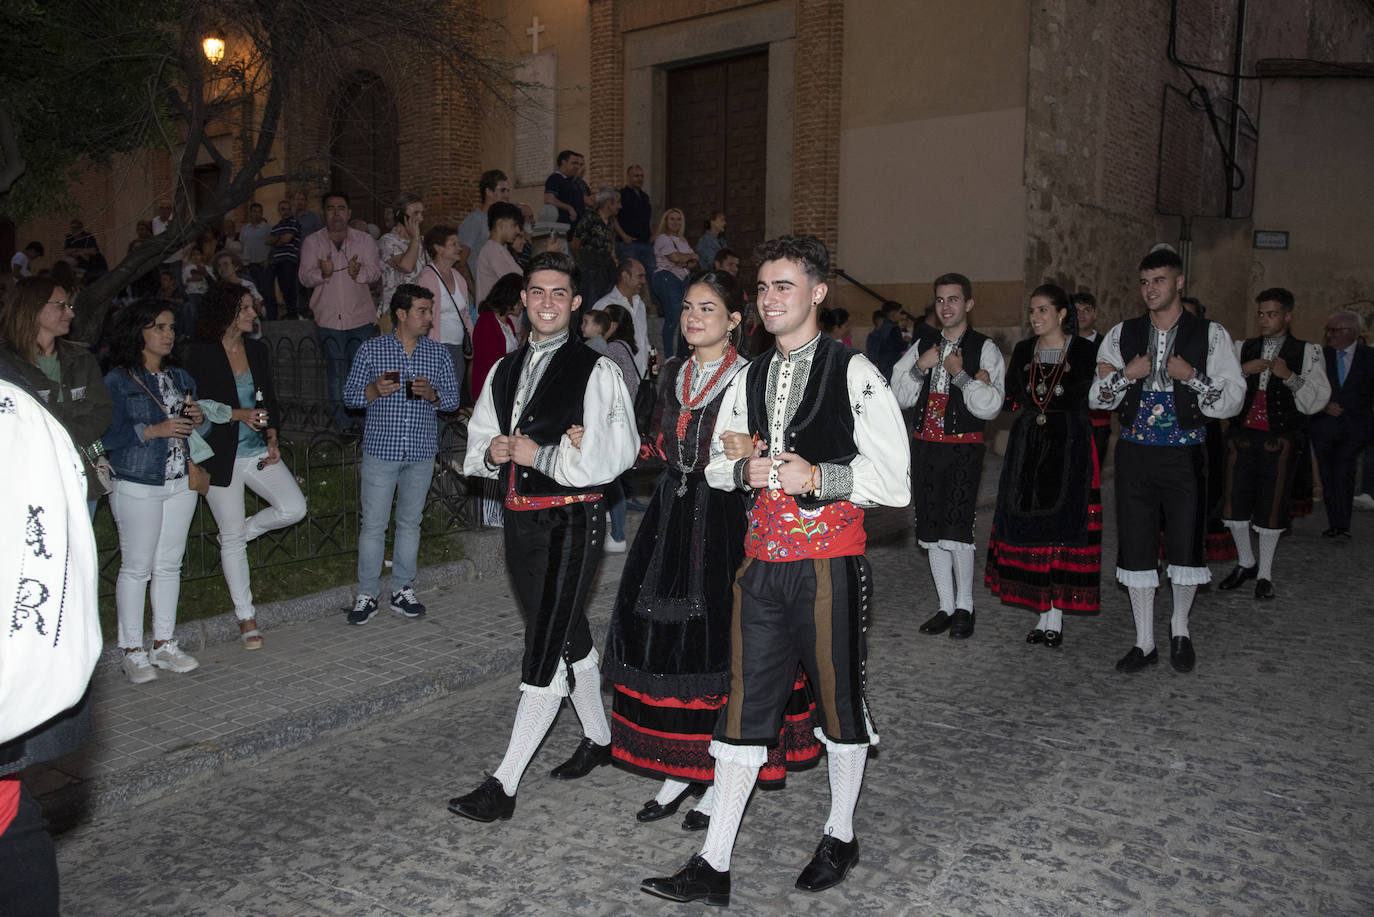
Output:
top-left (589, 0), bottom-right (626, 188)
top-left (619, 0), bottom-right (765, 32)
top-left (791, 0), bottom-right (843, 266)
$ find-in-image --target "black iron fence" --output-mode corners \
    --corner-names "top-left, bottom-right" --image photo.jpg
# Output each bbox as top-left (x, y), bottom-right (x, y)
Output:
top-left (96, 321), bottom-right (484, 598)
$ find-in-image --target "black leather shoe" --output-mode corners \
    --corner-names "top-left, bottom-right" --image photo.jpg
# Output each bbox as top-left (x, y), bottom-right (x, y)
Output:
top-left (681, 810), bottom-right (710, 831)
top-left (1254, 578), bottom-right (1274, 601)
top-left (795, 834), bottom-right (860, 892)
top-left (1026, 628), bottom-right (1045, 644)
top-left (1043, 629), bottom-right (1063, 648)
top-left (1218, 564), bottom-right (1257, 590)
top-left (948, 609), bottom-right (974, 639)
top-left (641, 855), bottom-right (730, 906)
top-left (549, 737), bottom-right (612, 780)
top-left (1170, 635), bottom-right (1196, 672)
top-left (918, 610), bottom-right (952, 634)
top-left (447, 776), bottom-right (515, 822)
top-left (637, 783), bottom-right (705, 822)
top-left (1322, 526), bottom-right (1351, 539)
top-left (1115, 646), bottom-right (1159, 673)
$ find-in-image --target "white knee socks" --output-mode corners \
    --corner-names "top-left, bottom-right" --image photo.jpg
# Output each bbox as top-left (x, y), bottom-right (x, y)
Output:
top-left (1225, 520), bottom-right (1255, 568)
top-left (699, 756), bottom-right (760, 872)
top-left (492, 691), bottom-right (562, 795)
top-left (1128, 586), bottom-right (1156, 654)
top-left (655, 778), bottom-right (692, 806)
top-left (694, 784), bottom-right (716, 816)
top-left (823, 744), bottom-right (868, 843)
top-left (1170, 583), bottom-right (1196, 639)
top-left (569, 667), bottom-right (611, 746)
top-left (1256, 528), bottom-right (1281, 581)
top-left (927, 547), bottom-right (955, 613)
top-left (1046, 606), bottom-right (1063, 632)
top-left (952, 547), bottom-right (975, 611)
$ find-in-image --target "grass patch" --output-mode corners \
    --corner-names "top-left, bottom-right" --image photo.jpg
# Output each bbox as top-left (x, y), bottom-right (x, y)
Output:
top-left (94, 444), bottom-right (471, 636)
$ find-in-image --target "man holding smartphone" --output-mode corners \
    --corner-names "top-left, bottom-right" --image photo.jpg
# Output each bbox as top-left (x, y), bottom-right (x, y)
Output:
top-left (343, 283), bottom-right (460, 625)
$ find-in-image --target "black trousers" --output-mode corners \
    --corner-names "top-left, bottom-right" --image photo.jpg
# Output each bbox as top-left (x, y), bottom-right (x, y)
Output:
top-left (1223, 427), bottom-right (1301, 530)
top-left (715, 555), bottom-right (873, 747)
top-left (1115, 440), bottom-right (1207, 573)
top-left (504, 500), bottom-right (605, 689)
top-left (1310, 422), bottom-right (1371, 530)
top-left (0, 782), bottom-right (59, 916)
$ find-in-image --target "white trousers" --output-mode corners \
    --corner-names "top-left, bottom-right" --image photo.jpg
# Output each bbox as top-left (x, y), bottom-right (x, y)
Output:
top-left (110, 477), bottom-right (199, 648)
top-left (205, 454), bottom-right (307, 619)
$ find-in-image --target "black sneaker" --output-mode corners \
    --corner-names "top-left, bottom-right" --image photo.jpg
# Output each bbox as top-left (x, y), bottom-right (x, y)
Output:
top-left (348, 594), bottom-right (379, 625)
top-left (390, 585), bottom-right (426, 618)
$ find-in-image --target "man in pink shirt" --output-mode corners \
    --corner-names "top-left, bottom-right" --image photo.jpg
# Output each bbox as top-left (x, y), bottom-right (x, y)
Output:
top-left (301, 190), bottom-right (383, 432)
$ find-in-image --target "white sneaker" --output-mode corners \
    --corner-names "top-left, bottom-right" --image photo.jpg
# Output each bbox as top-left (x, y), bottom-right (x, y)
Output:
top-left (149, 640), bottom-right (200, 673)
top-left (1353, 493), bottom-right (1374, 511)
top-left (121, 650), bottom-right (158, 684)
top-left (605, 537), bottom-right (627, 554)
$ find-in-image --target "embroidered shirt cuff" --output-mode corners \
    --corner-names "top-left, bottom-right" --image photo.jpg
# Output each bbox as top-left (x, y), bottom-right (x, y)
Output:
top-left (951, 371), bottom-right (973, 390)
top-left (534, 444), bottom-right (559, 477)
top-left (1282, 373), bottom-right (1305, 392)
top-left (817, 463), bottom-right (852, 501)
top-left (1182, 372), bottom-right (1211, 395)
top-left (482, 448), bottom-right (499, 472)
top-left (733, 457), bottom-right (751, 491)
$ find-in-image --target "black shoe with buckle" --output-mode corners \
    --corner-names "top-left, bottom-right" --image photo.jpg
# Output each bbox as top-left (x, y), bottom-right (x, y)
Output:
top-left (918, 610), bottom-right (952, 634)
top-left (795, 834), bottom-right (860, 892)
top-left (1115, 646), bottom-right (1159, 673)
top-left (637, 783), bottom-right (706, 822)
top-left (1218, 564), bottom-right (1257, 590)
top-left (948, 609), bottom-right (975, 639)
top-left (641, 855), bottom-right (730, 906)
top-left (447, 776), bottom-right (515, 822)
top-left (549, 737), bottom-right (612, 780)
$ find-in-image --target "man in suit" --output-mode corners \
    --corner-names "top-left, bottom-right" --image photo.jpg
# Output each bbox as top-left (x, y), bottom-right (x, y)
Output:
top-left (1309, 310), bottom-right (1374, 538)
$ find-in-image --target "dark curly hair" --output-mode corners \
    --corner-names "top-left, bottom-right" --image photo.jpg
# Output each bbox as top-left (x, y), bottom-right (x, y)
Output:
top-left (107, 299), bottom-right (181, 370)
top-left (195, 281), bottom-right (254, 341)
top-left (524, 250), bottom-right (581, 294)
top-left (753, 235), bottom-right (828, 285)
top-left (480, 272), bottom-right (525, 316)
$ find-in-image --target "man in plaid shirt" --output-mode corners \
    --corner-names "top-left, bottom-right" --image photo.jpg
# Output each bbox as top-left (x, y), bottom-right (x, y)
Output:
top-left (343, 283), bottom-right (460, 624)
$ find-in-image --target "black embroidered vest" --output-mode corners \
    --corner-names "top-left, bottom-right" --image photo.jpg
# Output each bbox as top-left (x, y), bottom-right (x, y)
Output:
top-left (744, 334), bottom-right (858, 510)
top-left (908, 328), bottom-right (990, 436)
top-left (1239, 335), bottom-right (1309, 434)
top-left (1116, 310), bottom-right (1210, 430)
top-left (490, 339), bottom-right (603, 497)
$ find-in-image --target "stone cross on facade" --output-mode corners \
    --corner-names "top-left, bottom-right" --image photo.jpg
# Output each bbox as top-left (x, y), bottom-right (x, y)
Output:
top-left (527, 16), bottom-right (546, 54)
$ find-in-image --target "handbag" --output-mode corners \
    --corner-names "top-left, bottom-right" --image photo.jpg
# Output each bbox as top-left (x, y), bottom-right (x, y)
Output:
top-left (127, 370), bottom-right (212, 496)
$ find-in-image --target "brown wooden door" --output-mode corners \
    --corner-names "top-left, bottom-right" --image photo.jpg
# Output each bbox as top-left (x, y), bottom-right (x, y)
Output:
top-left (666, 49), bottom-right (768, 286)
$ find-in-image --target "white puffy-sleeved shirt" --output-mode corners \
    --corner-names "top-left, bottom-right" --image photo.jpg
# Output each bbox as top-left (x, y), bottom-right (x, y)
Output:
top-left (1089, 318), bottom-right (1246, 430)
top-left (464, 332), bottom-right (639, 491)
top-left (705, 334), bottom-right (909, 509)
top-left (890, 334), bottom-right (1006, 421)
top-left (1233, 337), bottom-right (1331, 418)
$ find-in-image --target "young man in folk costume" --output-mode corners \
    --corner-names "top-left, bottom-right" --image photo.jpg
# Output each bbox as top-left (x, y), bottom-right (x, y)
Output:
top-left (1218, 288), bottom-right (1330, 600)
top-left (891, 273), bottom-right (1006, 641)
top-left (640, 235), bottom-right (909, 906)
top-left (1089, 248), bottom-right (1244, 674)
top-left (449, 251), bottom-right (639, 821)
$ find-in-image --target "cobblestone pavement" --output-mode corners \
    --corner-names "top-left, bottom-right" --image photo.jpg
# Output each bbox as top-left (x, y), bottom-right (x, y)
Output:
top-left (43, 478), bottom-right (1374, 916)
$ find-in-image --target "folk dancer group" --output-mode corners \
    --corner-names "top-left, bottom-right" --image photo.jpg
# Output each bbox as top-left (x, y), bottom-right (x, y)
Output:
top-left (445, 238), bottom-right (1332, 906)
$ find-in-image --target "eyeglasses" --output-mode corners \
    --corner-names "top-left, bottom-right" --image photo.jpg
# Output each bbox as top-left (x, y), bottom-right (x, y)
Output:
top-left (45, 300), bottom-right (75, 311)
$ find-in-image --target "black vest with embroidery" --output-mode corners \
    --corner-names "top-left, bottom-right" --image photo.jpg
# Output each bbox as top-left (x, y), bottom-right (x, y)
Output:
top-left (1239, 335), bottom-right (1309, 434)
top-left (744, 334), bottom-right (858, 510)
top-left (490, 339), bottom-right (602, 497)
top-left (1116, 311), bottom-right (1210, 430)
top-left (908, 328), bottom-right (990, 436)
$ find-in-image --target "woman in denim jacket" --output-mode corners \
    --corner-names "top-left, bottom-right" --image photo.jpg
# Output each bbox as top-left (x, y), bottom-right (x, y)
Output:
top-left (102, 300), bottom-right (211, 684)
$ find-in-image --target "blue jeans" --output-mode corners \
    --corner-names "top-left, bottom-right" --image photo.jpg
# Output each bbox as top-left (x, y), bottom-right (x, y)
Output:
top-left (357, 452), bottom-right (434, 598)
top-left (607, 479), bottom-right (626, 541)
top-left (652, 270), bottom-right (686, 358)
top-left (317, 323), bottom-right (377, 431)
